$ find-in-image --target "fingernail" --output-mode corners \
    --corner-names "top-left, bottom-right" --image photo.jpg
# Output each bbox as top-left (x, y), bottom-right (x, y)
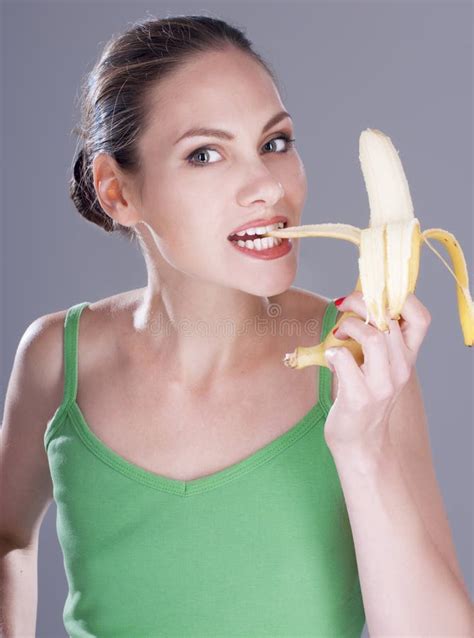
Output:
top-left (333, 296), bottom-right (347, 307)
top-left (332, 327), bottom-right (339, 337)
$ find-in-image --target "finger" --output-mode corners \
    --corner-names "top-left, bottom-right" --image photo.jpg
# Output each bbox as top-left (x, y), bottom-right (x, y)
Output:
top-left (337, 291), bottom-right (430, 357)
top-left (397, 292), bottom-right (432, 354)
top-left (335, 290), bottom-right (390, 329)
top-left (325, 346), bottom-right (368, 404)
top-left (384, 318), bottom-right (413, 382)
top-left (334, 315), bottom-right (391, 387)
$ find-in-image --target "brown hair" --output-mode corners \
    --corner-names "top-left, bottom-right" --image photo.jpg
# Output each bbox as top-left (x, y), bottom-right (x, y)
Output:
top-left (69, 14), bottom-right (279, 242)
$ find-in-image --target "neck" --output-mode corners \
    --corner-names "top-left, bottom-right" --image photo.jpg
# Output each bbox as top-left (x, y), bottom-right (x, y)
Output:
top-left (132, 281), bottom-right (280, 391)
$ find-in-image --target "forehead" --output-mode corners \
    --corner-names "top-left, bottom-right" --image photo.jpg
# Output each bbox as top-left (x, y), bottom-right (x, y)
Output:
top-left (140, 49), bottom-right (284, 150)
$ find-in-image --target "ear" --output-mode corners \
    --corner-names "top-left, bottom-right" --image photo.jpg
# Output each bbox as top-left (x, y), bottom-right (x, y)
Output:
top-left (92, 152), bottom-right (142, 228)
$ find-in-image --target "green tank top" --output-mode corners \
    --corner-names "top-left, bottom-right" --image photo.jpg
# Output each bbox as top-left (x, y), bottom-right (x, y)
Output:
top-left (44, 300), bottom-right (365, 637)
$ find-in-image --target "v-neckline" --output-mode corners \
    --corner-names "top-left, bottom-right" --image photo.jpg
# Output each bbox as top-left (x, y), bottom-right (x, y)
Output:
top-left (68, 397), bottom-right (329, 496)
top-left (51, 299), bottom-right (337, 496)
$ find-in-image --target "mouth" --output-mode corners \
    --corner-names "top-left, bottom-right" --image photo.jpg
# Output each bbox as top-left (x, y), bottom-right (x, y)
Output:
top-left (227, 218), bottom-right (288, 242)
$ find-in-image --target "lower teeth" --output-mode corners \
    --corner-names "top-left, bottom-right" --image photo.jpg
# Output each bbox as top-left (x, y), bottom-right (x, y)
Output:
top-left (234, 237), bottom-right (282, 251)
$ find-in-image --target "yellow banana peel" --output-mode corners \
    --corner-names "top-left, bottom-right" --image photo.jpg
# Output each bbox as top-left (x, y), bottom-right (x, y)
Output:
top-left (263, 128), bottom-right (474, 369)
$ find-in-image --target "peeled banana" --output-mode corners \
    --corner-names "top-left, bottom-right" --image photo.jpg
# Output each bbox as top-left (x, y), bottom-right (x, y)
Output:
top-left (263, 128), bottom-right (474, 369)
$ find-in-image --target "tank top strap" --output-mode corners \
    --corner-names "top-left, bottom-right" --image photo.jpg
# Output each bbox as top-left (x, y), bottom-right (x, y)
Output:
top-left (62, 301), bottom-right (90, 407)
top-left (318, 300), bottom-right (339, 413)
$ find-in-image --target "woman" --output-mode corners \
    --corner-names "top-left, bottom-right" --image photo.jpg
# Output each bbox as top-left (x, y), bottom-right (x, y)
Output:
top-left (1, 15), bottom-right (471, 638)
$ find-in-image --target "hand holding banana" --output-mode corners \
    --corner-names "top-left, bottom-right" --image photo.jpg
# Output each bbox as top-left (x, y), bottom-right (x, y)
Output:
top-left (320, 290), bottom-right (430, 450)
top-left (263, 128), bottom-right (474, 370)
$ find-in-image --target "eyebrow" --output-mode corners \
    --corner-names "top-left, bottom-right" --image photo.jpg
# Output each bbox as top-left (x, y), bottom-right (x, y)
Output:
top-left (173, 110), bottom-right (292, 146)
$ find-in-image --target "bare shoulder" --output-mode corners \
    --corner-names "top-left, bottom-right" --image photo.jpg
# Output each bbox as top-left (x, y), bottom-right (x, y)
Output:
top-left (272, 286), bottom-right (332, 326)
top-left (11, 288), bottom-right (142, 413)
top-left (4, 303), bottom-right (83, 435)
top-left (14, 307), bottom-right (69, 407)
top-left (86, 287), bottom-right (143, 316)
top-left (78, 287), bottom-right (143, 357)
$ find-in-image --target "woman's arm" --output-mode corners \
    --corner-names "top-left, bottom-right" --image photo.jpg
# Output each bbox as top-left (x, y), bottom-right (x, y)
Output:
top-left (330, 429), bottom-right (472, 636)
top-left (0, 311), bottom-right (66, 636)
top-left (324, 292), bottom-right (473, 635)
top-left (0, 538), bottom-right (39, 638)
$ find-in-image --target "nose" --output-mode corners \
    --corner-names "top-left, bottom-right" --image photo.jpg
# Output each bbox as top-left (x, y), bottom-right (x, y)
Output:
top-left (238, 172), bottom-right (285, 209)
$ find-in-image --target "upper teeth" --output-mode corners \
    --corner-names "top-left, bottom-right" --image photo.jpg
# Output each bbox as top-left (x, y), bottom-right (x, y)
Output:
top-left (234, 222), bottom-right (285, 237)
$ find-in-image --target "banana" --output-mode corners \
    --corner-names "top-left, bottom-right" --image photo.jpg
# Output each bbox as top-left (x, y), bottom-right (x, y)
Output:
top-left (263, 128), bottom-right (474, 369)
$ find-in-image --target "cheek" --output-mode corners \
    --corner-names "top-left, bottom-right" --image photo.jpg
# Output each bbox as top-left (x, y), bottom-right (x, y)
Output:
top-left (284, 159), bottom-right (308, 209)
top-left (141, 179), bottom-right (195, 233)
top-left (166, 237), bottom-right (227, 282)
top-left (161, 217), bottom-right (224, 267)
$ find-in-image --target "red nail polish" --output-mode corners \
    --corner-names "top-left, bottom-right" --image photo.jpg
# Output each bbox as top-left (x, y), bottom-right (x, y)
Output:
top-left (332, 327), bottom-right (339, 337)
top-left (333, 296), bottom-right (347, 307)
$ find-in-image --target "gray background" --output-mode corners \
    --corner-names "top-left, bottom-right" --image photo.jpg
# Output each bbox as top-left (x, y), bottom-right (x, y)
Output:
top-left (1, 1), bottom-right (472, 636)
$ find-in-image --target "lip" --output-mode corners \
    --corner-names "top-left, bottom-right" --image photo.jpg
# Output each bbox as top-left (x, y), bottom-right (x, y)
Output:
top-left (227, 215), bottom-right (288, 239)
top-left (229, 236), bottom-right (293, 260)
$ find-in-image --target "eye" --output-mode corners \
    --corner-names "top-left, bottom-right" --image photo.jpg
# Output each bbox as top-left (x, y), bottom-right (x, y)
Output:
top-left (185, 133), bottom-right (296, 168)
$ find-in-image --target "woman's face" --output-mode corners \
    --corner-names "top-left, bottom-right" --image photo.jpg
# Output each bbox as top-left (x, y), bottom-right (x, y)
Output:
top-left (134, 47), bottom-right (308, 297)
